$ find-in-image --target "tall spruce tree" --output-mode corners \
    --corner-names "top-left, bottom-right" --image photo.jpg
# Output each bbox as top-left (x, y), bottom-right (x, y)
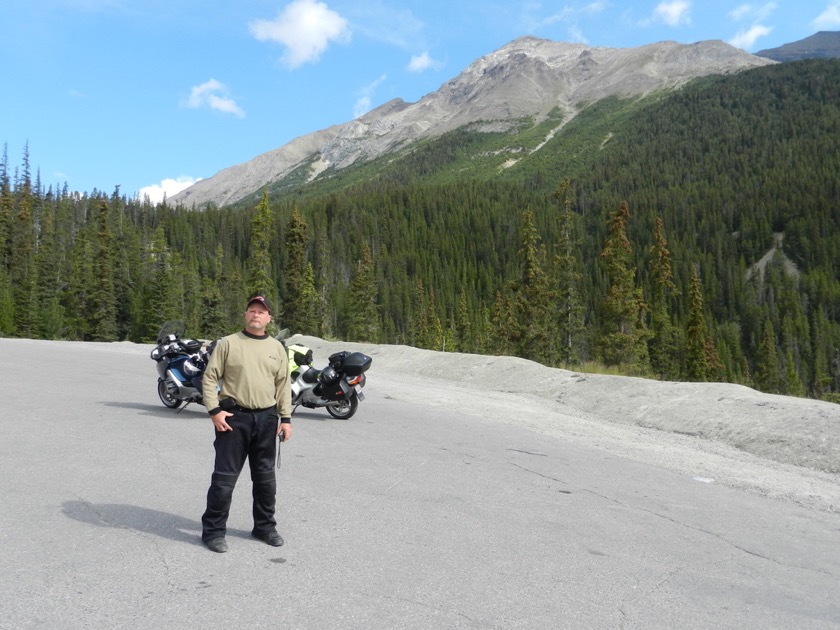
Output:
top-left (0, 147), bottom-right (13, 334)
top-left (64, 224), bottom-right (94, 340)
top-left (299, 262), bottom-right (320, 336)
top-left (754, 315), bottom-right (781, 393)
top-left (10, 168), bottom-right (35, 338)
top-left (33, 203), bottom-right (63, 338)
top-left (647, 216), bottom-right (681, 378)
top-left (143, 226), bottom-right (180, 341)
top-left (512, 208), bottom-right (554, 364)
top-left (347, 243), bottom-right (378, 342)
top-left (200, 244), bottom-right (231, 340)
top-left (89, 200), bottom-right (118, 340)
top-left (454, 289), bottom-right (473, 353)
top-left (597, 200), bottom-right (650, 372)
top-left (247, 190), bottom-right (278, 319)
top-left (552, 179), bottom-right (585, 365)
top-left (0, 264), bottom-right (14, 335)
top-left (282, 207), bottom-right (310, 333)
top-left (0, 144), bottom-right (11, 271)
top-left (491, 289), bottom-right (517, 356)
top-left (684, 266), bottom-right (710, 381)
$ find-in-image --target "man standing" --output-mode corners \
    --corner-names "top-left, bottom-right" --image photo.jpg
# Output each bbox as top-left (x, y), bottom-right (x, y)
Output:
top-left (200, 294), bottom-right (293, 553)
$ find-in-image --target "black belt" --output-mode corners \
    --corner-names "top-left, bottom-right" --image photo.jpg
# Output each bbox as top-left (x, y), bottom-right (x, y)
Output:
top-left (233, 404), bottom-right (276, 413)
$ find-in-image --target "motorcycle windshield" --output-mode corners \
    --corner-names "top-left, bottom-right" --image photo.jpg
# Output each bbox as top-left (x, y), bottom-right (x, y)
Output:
top-left (156, 320), bottom-right (186, 344)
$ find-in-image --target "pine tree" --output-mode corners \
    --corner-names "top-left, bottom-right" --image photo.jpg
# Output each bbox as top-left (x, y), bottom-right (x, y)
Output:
top-left (64, 224), bottom-right (94, 340)
top-left (10, 168), bottom-right (35, 337)
top-left (0, 264), bottom-right (14, 334)
top-left (200, 244), bottom-right (230, 340)
top-left (597, 200), bottom-right (650, 372)
top-left (491, 289), bottom-right (516, 356)
top-left (552, 179), bottom-right (586, 365)
top-left (247, 190), bottom-right (278, 317)
top-left (89, 200), bottom-right (118, 340)
top-left (684, 266), bottom-right (710, 381)
top-left (199, 243), bottom-right (228, 339)
top-left (347, 244), bottom-right (378, 341)
top-left (512, 208), bottom-right (554, 364)
top-left (0, 144), bottom-right (12, 271)
top-left (299, 262), bottom-right (320, 335)
top-left (143, 226), bottom-right (180, 341)
top-left (647, 217), bottom-right (681, 379)
top-left (784, 349), bottom-right (805, 397)
top-left (455, 289), bottom-right (472, 352)
top-left (282, 207), bottom-right (309, 333)
top-left (33, 202), bottom-right (64, 338)
top-left (754, 315), bottom-right (781, 393)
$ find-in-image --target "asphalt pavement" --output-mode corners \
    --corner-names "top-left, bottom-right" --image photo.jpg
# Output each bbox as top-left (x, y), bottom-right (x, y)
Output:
top-left (1, 338), bottom-right (839, 629)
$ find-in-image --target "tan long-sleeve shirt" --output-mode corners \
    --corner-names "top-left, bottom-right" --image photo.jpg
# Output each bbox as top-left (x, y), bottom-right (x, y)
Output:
top-left (202, 330), bottom-right (292, 418)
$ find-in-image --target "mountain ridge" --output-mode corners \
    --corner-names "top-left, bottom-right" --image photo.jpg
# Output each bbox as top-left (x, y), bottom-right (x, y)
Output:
top-left (756, 30), bottom-right (840, 62)
top-left (170, 36), bottom-right (773, 209)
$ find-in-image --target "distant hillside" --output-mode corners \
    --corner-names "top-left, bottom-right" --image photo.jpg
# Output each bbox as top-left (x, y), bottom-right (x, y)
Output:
top-left (755, 31), bottom-right (840, 61)
top-left (171, 37), bottom-right (772, 209)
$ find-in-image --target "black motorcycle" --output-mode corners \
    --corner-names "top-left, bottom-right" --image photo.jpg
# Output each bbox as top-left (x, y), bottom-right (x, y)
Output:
top-left (149, 321), bottom-right (209, 410)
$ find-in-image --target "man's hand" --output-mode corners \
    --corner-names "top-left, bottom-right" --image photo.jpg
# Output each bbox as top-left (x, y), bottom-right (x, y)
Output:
top-left (278, 422), bottom-right (293, 442)
top-left (210, 411), bottom-right (234, 432)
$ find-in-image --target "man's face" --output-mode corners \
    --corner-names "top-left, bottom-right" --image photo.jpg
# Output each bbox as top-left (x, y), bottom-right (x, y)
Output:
top-left (244, 303), bottom-right (271, 332)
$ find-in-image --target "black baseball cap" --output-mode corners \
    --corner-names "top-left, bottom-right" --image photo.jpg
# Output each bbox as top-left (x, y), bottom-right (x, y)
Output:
top-left (246, 294), bottom-right (272, 315)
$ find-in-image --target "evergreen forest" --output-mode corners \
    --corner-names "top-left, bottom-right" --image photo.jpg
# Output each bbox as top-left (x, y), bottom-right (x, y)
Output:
top-left (2, 59), bottom-right (840, 402)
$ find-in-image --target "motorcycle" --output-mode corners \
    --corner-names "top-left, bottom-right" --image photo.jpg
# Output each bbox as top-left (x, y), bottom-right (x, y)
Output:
top-left (149, 320), bottom-right (210, 410)
top-left (284, 339), bottom-right (372, 419)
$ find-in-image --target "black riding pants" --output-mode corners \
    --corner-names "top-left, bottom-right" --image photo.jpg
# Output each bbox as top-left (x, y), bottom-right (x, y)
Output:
top-left (201, 407), bottom-right (278, 541)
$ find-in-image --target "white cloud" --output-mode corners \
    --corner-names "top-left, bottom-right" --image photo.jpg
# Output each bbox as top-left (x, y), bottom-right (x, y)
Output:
top-left (652, 0), bottom-right (691, 27)
top-left (814, 1), bottom-right (840, 28)
top-left (522, 1), bottom-right (606, 33)
top-left (353, 74), bottom-right (387, 118)
top-left (353, 96), bottom-right (372, 119)
top-left (728, 2), bottom-right (777, 22)
top-left (728, 4), bottom-right (753, 21)
top-left (728, 24), bottom-right (773, 49)
top-left (138, 176), bottom-right (201, 205)
top-left (566, 25), bottom-right (588, 44)
top-left (726, 3), bottom-right (776, 49)
top-left (249, 0), bottom-right (350, 69)
top-left (407, 51), bottom-right (442, 73)
top-left (185, 79), bottom-right (245, 118)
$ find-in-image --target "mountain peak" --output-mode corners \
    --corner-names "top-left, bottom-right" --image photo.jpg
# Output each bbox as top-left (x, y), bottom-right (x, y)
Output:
top-left (171, 37), bottom-right (773, 209)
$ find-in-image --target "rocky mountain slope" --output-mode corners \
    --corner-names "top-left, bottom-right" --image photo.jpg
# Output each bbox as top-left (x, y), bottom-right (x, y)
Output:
top-left (171, 36), bottom-right (774, 209)
top-left (756, 30), bottom-right (840, 62)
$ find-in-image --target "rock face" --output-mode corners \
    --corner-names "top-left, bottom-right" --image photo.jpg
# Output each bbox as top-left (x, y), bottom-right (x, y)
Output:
top-left (171, 36), bottom-right (774, 209)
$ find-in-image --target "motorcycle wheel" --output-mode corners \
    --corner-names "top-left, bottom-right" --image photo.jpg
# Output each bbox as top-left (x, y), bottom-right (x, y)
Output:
top-left (158, 379), bottom-right (183, 409)
top-left (326, 394), bottom-right (358, 419)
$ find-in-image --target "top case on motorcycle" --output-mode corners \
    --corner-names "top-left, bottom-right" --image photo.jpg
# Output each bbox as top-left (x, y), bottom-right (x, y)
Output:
top-left (339, 352), bottom-right (373, 376)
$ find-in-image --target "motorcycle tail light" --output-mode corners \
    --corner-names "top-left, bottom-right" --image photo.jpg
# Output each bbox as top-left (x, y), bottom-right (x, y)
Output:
top-left (347, 375), bottom-right (363, 386)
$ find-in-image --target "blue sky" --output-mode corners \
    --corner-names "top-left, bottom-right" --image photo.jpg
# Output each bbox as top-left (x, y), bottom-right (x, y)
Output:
top-left (1, 0), bottom-right (838, 204)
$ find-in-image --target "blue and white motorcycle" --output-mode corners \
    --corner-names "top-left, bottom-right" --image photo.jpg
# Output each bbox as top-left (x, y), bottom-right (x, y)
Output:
top-left (149, 320), bottom-right (210, 409)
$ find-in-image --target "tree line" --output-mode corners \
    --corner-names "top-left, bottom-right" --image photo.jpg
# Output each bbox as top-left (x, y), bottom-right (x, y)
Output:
top-left (2, 59), bottom-right (839, 402)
